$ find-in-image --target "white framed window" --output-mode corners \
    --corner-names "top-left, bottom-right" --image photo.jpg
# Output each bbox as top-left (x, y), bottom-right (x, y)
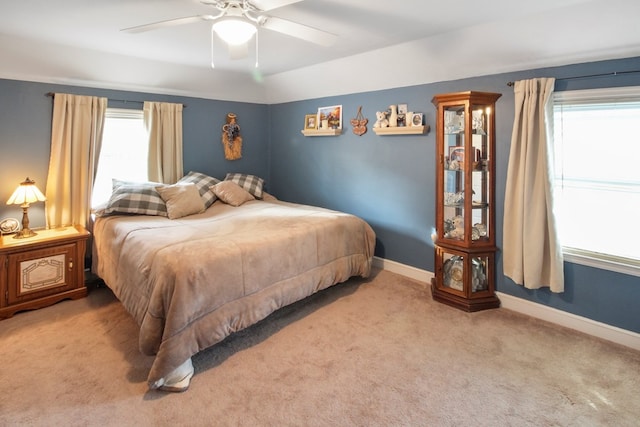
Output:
top-left (92, 108), bottom-right (148, 207)
top-left (553, 86), bottom-right (640, 277)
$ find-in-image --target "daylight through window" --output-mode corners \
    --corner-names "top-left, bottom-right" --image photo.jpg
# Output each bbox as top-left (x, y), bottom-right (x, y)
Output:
top-left (92, 108), bottom-right (148, 207)
top-left (553, 86), bottom-right (640, 276)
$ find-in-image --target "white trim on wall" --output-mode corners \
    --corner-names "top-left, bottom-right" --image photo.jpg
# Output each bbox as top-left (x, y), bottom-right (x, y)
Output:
top-left (374, 257), bottom-right (640, 352)
top-left (373, 256), bottom-right (433, 284)
top-left (496, 292), bottom-right (640, 351)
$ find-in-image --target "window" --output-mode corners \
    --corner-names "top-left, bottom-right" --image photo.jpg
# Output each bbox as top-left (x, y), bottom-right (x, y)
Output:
top-left (553, 86), bottom-right (640, 276)
top-left (92, 108), bottom-right (148, 207)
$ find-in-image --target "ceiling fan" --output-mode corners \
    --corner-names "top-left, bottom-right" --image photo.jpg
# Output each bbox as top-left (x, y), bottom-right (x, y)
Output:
top-left (122, 0), bottom-right (337, 65)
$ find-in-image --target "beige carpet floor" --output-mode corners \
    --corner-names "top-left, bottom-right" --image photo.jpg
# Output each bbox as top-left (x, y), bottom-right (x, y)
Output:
top-left (1, 268), bottom-right (639, 426)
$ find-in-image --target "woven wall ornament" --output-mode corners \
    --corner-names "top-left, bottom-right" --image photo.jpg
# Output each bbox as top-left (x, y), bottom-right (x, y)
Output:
top-left (222, 112), bottom-right (242, 160)
top-left (350, 106), bottom-right (368, 136)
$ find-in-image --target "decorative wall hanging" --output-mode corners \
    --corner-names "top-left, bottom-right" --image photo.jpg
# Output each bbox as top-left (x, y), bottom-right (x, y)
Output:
top-left (222, 112), bottom-right (242, 160)
top-left (350, 106), bottom-right (368, 136)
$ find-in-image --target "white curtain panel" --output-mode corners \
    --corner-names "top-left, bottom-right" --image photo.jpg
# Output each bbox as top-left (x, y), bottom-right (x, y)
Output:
top-left (144, 102), bottom-right (184, 184)
top-left (45, 94), bottom-right (107, 229)
top-left (503, 78), bottom-right (564, 292)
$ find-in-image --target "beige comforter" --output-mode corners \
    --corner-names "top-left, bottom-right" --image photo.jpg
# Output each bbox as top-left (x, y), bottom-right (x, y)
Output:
top-left (92, 199), bottom-right (375, 387)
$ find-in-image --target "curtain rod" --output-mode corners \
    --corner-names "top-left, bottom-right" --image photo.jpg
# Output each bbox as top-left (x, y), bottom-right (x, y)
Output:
top-left (506, 70), bottom-right (640, 87)
top-left (45, 92), bottom-right (187, 108)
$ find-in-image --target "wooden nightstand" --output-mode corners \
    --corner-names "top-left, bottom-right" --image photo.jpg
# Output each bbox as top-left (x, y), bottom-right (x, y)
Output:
top-left (0, 225), bottom-right (90, 319)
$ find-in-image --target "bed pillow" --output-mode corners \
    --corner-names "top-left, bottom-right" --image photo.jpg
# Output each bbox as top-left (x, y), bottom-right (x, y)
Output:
top-left (261, 192), bottom-right (278, 202)
top-left (177, 171), bottom-right (220, 208)
top-left (156, 183), bottom-right (205, 219)
top-left (103, 182), bottom-right (168, 217)
top-left (211, 181), bottom-right (255, 207)
top-left (225, 173), bottom-right (264, 199)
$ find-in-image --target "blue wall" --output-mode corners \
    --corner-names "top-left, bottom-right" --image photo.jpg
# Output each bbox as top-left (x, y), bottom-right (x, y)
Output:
top-left (268, 56), bottom-right (640, 333)
top-left (0, 79), bottom-right (269, 228)
top-left (1, 56), bottom-right (638, 334)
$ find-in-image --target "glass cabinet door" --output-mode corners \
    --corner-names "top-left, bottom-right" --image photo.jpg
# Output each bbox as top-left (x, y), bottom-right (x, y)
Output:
top-left (470, 103), bottom-right (492, 244)
top-left (442, 105), bottom-right (466, 242)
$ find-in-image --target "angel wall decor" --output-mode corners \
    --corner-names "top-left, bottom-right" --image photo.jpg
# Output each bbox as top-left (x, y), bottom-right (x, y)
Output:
top-left (222, 112), bottom-right (242, 160)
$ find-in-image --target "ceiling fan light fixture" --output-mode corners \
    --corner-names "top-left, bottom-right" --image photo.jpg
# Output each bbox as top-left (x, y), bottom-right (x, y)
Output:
top-left (212, 18), bottom-right (257, 45)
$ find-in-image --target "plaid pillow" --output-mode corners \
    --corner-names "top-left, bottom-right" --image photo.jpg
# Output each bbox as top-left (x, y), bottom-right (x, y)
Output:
top-left (103, 183), bottom-right (168, 217)
top-left (177, 171), bottom-right (220, 208)
top-left (225, 173), bottom-right (264, 199)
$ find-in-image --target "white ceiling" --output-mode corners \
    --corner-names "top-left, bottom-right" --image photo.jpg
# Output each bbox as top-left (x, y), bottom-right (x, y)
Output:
top-left (1, 0), bottom-right (640, 104)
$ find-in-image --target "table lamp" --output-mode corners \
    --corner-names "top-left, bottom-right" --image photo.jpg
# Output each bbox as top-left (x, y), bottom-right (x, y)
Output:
top-left (6, 177), bottom-right (46, 239)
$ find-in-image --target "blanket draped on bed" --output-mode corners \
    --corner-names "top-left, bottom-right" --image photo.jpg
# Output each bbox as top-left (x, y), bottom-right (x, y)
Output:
top-left (92, 199), bottom-right (375, 387)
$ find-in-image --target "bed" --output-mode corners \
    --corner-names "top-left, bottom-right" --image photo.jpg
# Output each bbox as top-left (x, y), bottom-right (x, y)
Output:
top-left (91, 172), bottom-right (375, 391)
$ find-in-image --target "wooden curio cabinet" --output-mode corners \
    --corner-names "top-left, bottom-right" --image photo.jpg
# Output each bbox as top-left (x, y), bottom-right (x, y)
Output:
top-left (431, 91), bottom-right (501, 312)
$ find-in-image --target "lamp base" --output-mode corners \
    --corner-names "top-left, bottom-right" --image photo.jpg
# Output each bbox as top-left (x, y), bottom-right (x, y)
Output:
top-left (13, 228), bottom-right (37, 239)
top-left (13, 205), bottom-right (37, 239)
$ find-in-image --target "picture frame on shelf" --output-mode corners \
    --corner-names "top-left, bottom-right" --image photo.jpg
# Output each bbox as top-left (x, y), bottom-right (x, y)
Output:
top-left (317, 105), bottom-right (342, 130)
top-left (411, 112), bottom-right (423, 127)
top-left (304, 114), bottom-right (317, 130)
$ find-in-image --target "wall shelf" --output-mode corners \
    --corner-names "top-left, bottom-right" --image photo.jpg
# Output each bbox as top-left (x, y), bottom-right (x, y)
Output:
top-left (372, 125), bottom-right (429, 136)
top-left (301, 129), bottom-right (342, 137)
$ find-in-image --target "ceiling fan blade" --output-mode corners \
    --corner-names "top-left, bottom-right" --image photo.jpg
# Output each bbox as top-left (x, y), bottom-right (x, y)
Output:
top-left (228, 42), bottom-right (249, 59)
top-left (251, 0), bottom-right (303, 11)
top-left (261, 16), bottom-right (337, 47)
top-left (121, 15), bottom-right (217, 33)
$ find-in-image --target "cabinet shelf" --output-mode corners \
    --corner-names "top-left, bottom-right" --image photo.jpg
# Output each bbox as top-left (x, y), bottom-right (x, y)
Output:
top-left (301, 129), bottom-right (342, 137)
top-left (444, 203), bottom-right (489, 209)
top-left (372, 125), bottom-right (429, 135)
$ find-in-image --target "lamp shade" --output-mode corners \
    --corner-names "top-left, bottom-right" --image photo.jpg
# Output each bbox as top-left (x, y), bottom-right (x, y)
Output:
top-left (212, 18), bottom-right (257, 45)
top-left (6, 177), bottom-right (46, 206)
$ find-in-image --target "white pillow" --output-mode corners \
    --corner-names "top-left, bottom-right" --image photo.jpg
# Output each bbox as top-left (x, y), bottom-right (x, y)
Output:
top-left (156, 183), bottom-right (205, 219)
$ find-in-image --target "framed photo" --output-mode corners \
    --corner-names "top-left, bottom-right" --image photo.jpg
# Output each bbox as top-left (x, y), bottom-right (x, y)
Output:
top-left (304, 114), bottom-right (317, 130)
top-left (317, 105), bottom-right (342, 130)
top-left (410, 112), bottom-right (423, 127)
top-left (448, 146), bottom-right (481, 170)
top-left (398, 103), bottom-right (408, 115)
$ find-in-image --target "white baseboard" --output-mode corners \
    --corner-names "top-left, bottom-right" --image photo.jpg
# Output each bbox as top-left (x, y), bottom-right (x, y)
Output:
top-left (496, 292), bottom-right (640, 351)
top-left (375, 257), bottom-right (640, 352)
top-left (373, 256), bottom-right (434, 284)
